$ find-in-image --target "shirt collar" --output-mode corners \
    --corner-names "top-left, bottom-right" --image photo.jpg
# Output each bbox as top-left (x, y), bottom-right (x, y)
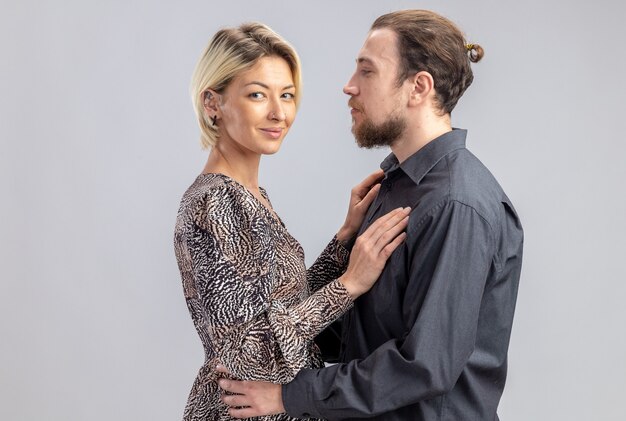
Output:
top-left (380, 128), bottom-right (467, 185)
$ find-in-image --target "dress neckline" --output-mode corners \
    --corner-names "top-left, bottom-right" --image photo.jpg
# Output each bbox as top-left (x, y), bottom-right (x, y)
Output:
top-left (197, 172), bottom-right (285, 227)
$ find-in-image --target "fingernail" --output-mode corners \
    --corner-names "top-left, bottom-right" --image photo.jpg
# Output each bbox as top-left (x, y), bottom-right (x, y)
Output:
top-left (215, 364), bottom-right (223, 369)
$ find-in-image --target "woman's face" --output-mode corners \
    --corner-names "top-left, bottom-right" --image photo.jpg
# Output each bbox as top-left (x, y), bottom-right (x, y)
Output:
top-left (215, 56), bottom-right (296, 156)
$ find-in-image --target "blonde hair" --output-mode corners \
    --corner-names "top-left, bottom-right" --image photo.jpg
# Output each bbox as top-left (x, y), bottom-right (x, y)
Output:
top-left (190, 22), bottom-right (302, 149)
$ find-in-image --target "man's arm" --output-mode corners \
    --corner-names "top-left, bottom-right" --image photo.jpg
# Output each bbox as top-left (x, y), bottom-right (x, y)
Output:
top-left (282, 200), bottom-right (494, 419)
top-left (219, 200), bottom-right (494, 419)
top-left (313, 317), bottom-right (344, 363)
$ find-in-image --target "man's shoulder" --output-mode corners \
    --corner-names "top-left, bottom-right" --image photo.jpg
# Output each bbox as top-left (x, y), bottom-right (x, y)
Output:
top-left (448, 147), bottom-right (503, 193)
top-left (450, 148), bottom-right (509, 224)
top-left (413, 148), bottom-right (508, 227)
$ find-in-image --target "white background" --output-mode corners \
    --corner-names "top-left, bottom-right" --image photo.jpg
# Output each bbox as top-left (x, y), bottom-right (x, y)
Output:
top-left (1, 0), bottom-right (625, 420)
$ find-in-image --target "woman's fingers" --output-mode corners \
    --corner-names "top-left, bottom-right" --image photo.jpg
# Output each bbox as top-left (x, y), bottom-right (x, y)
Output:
top-left (352, 171), bottom-right (384, 200)
top-left (359, 207), bottom-right (406, 240)
top-left (340, 207), bottom-right (410, 299)
top-left (380, 232), bottom-right (407, 259)
top-left (356, 170), bottom-right (385, 193)
top-left (362, 207), bottom-right (410, 245)
top-left (374, 215), bottom-right (409, 251)
top-left (356, 183), bottom-right (380, 210)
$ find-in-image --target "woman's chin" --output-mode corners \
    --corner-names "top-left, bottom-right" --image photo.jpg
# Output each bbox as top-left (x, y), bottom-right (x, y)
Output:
top-left (260, 141), bottom-right (284, 155)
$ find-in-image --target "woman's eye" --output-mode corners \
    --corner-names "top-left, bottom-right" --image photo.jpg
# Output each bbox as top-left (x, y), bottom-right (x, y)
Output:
top-left (282, 92), bottom-right (295, 99)
top-left (249, 92), bottom-right (264, 99)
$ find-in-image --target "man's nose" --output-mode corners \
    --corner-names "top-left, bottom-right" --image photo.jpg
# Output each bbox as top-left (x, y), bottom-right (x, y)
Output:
top-left (343, 75), bottom-right (358, 96)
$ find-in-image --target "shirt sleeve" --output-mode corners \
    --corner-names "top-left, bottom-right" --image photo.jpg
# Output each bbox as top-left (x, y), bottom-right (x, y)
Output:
top-left (306, 236), bottom-right (350, 293)
top-left (184, 186), bottom-right (353, 381)
top-left (282, 200), bottom-right (494, 418)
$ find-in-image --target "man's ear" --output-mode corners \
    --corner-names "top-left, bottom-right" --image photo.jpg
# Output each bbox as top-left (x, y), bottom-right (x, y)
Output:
top-left (407, 71), bottom-right (434, 107)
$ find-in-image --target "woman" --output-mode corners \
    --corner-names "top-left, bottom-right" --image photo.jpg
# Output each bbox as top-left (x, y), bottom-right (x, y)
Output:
top-left (174, 22), bottom-right (409, 420)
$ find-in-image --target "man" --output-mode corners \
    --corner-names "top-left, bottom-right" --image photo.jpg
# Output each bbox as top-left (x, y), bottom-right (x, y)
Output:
top-left (218, 9), bottom-right (523, 420)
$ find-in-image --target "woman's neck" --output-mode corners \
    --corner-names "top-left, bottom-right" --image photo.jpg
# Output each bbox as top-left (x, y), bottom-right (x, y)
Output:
top-left (202, 142), bottom-right (261, 190)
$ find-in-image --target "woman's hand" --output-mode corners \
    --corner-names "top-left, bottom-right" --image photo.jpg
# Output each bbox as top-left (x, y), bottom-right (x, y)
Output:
top-left (336, 170), bottom-right (385, 244)
top-left (340, 207), bottom-right (410, 299)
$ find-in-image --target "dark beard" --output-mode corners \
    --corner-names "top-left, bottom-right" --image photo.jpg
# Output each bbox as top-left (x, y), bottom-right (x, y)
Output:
top-left (353, 114), bottom-right (407, 148)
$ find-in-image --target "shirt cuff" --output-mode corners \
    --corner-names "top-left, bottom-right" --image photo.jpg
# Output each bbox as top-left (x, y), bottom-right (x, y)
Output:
top-left (282, 368), bottom-right (324, 419)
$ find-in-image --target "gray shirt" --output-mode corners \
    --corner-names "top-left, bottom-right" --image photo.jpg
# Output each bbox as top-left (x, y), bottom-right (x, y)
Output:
top-left (282, 129), bottom-right (524, 420)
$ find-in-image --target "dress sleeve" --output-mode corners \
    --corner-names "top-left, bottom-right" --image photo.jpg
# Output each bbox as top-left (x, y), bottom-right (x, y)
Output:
top-left (186, 186), bottom-right (353, 381)
top-left (283, 200), bottom-right (494, 418)
top-left (306, 236), bottom-right (350, 293)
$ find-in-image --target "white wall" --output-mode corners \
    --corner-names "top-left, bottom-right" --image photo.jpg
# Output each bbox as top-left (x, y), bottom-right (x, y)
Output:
top-left (1, 0), bottom-right (624, 419)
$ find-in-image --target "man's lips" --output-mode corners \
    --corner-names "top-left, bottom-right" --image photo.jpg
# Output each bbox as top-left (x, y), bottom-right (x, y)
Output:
top-left (348, 101), bottom-right (363, 115)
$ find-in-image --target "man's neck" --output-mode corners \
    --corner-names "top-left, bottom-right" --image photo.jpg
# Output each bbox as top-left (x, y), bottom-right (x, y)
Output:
top-left (391, 114), bottom-right (452, 163)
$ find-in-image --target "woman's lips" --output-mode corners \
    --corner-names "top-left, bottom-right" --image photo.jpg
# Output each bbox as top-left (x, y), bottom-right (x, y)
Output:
top-left (259, 128), bottom-right (284, 139)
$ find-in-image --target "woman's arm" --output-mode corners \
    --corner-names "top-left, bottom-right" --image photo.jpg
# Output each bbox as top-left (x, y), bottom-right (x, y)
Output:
top-left (306, 170), bottom-right (385, 292)
top-left (183, 185), bottom-right (352, 380)
top-left (181, 184), bottom-right (408, 381)
top-left (306, 236), bottom-right (350, 293)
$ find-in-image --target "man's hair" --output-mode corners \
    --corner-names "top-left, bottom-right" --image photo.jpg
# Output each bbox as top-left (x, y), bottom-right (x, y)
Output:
top-left (190, 22), bottom-right (301, 149)
top-left (372, 10), bottom-right (484, 115)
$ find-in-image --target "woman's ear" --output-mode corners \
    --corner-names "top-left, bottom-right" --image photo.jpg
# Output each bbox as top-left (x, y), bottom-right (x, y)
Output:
top-left (203, 89), bottom-right (221, 122)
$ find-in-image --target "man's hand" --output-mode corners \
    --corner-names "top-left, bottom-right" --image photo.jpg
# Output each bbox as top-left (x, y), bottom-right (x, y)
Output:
top-left (216, 365), bottom-right (285, 418)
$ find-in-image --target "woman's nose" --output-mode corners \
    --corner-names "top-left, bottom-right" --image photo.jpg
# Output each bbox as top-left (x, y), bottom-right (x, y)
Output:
top-left (268, 102), bottom-right (286, 121)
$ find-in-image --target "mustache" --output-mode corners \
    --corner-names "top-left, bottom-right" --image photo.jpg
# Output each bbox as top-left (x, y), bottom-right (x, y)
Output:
top-left (348, 99), bottom-right (364, 111)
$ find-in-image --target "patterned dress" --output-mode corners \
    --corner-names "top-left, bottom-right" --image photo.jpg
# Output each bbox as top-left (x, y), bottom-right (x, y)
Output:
top-left (174, 173), bottom-right (354, 421)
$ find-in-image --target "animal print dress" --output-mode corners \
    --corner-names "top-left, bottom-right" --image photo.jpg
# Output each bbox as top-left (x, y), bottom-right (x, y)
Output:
top-left (174, 173), bottom-right (354, 420)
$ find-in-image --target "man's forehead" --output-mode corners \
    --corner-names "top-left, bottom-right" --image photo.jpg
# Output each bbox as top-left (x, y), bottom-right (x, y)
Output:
top-left (357, 29), bottom-right (399, 67)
